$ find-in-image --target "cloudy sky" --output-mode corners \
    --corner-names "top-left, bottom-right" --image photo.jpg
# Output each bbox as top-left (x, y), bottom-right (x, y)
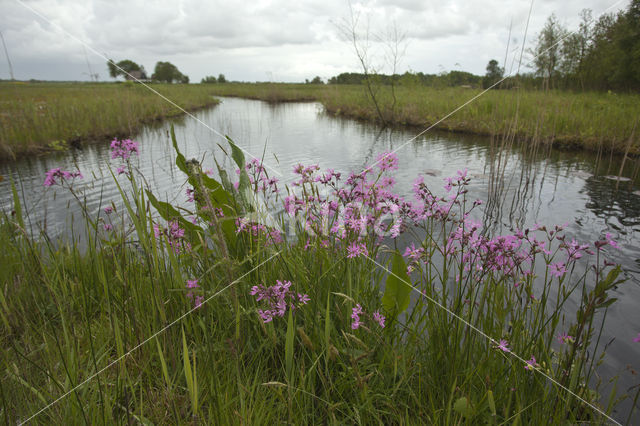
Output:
top-left (0, 0), bottom-right (629, 83)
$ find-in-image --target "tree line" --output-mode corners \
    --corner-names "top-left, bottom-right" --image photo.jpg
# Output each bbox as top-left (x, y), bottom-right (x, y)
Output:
top-left (107, 59), bottom-right (190, 84)
top-left (527, 0), bottom-right (640, 91)
top-left (329, 0), bottom-right (640, 93)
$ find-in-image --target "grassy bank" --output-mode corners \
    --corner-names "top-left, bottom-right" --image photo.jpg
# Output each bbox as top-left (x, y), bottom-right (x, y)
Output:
top-left (208, 83), bottom-right (640, 154)
top-left (0, 82), bottom-right (219, 160)
top-left (1, 131), bottom-right (637, 423)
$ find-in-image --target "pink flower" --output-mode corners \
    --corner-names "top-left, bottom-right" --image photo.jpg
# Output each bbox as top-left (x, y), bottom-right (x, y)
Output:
top-left (346, 242), bottom-right (368, 258)
top-left (605, 233), bottom-right (619, 249)
top-left (633, 333), bottom-right (640, 343)
top-left (298, 293), bottom-right (310, 304)
top-left (43, 168), bottom-right (82, 187)
top-left (495, 339), bottom-right (510, 353)
top-left (548, 262), bottom-right (567, 278)
top-left (251, 280), bottom-right (308, 323)
top-left (103, 223), bottom-right (113, 231)
top-left (104, 206), bottom-right (113, 214)
top-left (524, 356), bottom-right (538, 371)
top-left (372, 310), bottom-right (385, 328)
top-left (557, 333), bottom-right (574, 344)
top-left (186, 279), bottom-right (199, 289)
top-left (375, 152), bottom-right (399, 172)
top-left (110, 138), bottom-right (139, 160)
top-left (193, 296), bottom-right (204, 309)
top-left (351, 304), bottom-right (363, 329)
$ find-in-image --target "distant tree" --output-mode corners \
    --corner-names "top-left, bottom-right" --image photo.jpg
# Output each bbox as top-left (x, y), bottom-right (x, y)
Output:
top-left (308, 76), bottom-right (324, 84)
top-left (107, 59), bottom-right (146, 80)
top-left (217, 74), bottom-right (227, 83)
top-left (107, 59), bottom-right (118, 78)
top-left (201, 75), bottom-right (217, 83)
top-left (482, 59), bottom-right (504, 89)
top-left (152, 61), bottom-right (188, 83)
top-left (530, 14), bottom-right (567, 90)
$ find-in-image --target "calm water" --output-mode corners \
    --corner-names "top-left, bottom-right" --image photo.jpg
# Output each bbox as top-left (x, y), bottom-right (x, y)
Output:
top-left (1, 97), bottom-right (639, 418)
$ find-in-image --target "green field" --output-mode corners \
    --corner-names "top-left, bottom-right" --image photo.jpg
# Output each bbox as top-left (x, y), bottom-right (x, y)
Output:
top-left (0, 82), bottom-right (219, 160)
top-left (1, 81), bottom-right (638, 161)
top-left (208, 82), bottom-right (640, 155)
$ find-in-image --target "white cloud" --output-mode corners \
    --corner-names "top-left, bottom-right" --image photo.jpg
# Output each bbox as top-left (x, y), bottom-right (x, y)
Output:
top-left (0, 0), bottom-right (630, 82)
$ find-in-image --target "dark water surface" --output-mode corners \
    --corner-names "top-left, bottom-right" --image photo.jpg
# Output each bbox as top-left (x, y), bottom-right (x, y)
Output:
top-left (1, 97), bottom-right (639, 419)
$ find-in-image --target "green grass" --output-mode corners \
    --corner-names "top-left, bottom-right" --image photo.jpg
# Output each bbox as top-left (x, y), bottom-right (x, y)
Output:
top-left (0, 131), bottom-right (636, 424)
top-left (2, 81), bottom-right (636, 162)
top-left (0, 81), bottom-right (219, 160)
top-left (209, 83), bottom-right (640, 154)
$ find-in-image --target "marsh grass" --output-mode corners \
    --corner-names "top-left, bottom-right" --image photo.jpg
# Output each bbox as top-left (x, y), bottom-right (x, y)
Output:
top-left (208, 83), bottom-right (640, 155)
top-left (0, 129), bottom-right (638, 424)
top-left (0, 82), bottom-right (219, 160)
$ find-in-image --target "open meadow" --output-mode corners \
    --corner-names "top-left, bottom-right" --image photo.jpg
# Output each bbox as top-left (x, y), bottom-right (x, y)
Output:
top-left (0, 82), bottom-right (218, 160)
top-left (207, 82), bottom-right (640, 155)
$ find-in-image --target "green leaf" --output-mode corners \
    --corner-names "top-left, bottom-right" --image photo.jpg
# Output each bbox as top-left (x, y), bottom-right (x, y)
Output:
top-left (487, 390), bottom-right (496, 418)
top-left (170, 125), bottom-right (188, 174)
top-left (10, 178), bottom-right (24, 230)
top-left (146, 190), bottom-right (199, 234)
top-left (226, 135), bottom-right (246, 170)
top-left (225, 136), bottom-right (252, 205)
top-left (381, 251), bottom-right (412, 320)
top-left (155, 338), bottom-right (171, 390)
top-left (453, 396), bottom-right (474, 418)
top-left (285, 309), bottom-right (295, 380)
top-left (595, 265), bottom-right (622, 295)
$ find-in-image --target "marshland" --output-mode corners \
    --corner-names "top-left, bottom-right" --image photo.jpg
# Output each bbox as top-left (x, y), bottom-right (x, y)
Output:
top-left (2, 0), bottom-right (640, 424)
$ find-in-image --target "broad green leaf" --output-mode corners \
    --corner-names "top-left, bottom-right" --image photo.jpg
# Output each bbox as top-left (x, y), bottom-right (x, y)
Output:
top-left (146, 190), bottom-right (200, 234)
top-left (226, 135), bottom-right (246, 170)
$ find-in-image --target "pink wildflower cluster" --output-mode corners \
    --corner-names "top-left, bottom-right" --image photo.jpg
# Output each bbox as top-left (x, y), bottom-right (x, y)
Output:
top-left (154, 220), bottom-right (191, 253)
top-left (250, 280), bottom-right (309, 323)
top-left (239, 159), bottom-right (280, 196)
top-left (443, 168), bottom-right (469, 192)
top-left (43, 168), bottom-right (83, 187)
top-left (346, 241), bottom-right (368, 258)
top-left (374, 151), bottom-right (399, 172)
top-left (351, 304), bottom-right (386, 329)
top-left (235, 218), bottom-right (283, 246)
top-left (110, 138), bottom-right (139, 160)
top-left (283, 153), bottom-right (410, 259)
top-left (186, 279), bottom-right (204, 309)
top-left (403, 243), bottom-right (425, 273)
